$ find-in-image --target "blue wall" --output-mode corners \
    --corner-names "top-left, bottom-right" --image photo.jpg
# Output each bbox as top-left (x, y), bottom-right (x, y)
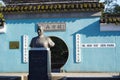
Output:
top-left (0, 17), bottom-right (120, 72)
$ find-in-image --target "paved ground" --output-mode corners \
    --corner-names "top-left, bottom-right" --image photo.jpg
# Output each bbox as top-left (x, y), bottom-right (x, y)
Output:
top-left (51, 73), bottom-right (120, 80)
top-left (0, 72), bottom-right (120, 80)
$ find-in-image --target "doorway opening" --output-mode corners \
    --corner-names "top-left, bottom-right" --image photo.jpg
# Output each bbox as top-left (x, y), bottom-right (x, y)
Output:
top-left (50, 36), bottom-right (69, 72)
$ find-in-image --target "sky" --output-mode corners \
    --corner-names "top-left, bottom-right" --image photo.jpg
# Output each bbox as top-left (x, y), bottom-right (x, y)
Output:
top-left (100, 0), bottom-right (120, 5)
top-left (117, 0), bottom-right (120, 5)
top-left (0, 0), bottom-right (5, 6)
top-left (99, 0), bottom-right (120, 12)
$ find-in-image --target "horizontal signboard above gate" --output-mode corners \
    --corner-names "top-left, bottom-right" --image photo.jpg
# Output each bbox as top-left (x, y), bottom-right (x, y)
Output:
top-left (38, 23), bottom-right (66, 31)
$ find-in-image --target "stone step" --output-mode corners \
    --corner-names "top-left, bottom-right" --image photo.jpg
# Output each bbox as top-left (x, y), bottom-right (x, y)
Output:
top-left (64, 77), bottom-right (120, 80)
top-left (0, 76), bottom-right (21, 80)
top-left (0, 73), bottom-right (120, 80)
top-left (51, 73), bottom-right (120, 80)
top-left (52, 77), bottom-right (120, 80)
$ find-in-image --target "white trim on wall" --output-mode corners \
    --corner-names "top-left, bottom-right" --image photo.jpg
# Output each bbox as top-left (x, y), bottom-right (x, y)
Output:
top-left (100, 23), bottom-right (120, 31)
top-left (0, 23), bottom-right (6, 33)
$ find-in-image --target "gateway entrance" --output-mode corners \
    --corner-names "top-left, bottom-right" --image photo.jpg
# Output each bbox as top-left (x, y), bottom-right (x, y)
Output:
top-left (50, 37), bottom-right (69, 71)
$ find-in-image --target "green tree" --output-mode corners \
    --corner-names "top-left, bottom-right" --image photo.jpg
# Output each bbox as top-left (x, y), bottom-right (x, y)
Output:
top-left (114, 4), bottom-right (120, 13)
top-left (102, 0), bottom-right (117, 13)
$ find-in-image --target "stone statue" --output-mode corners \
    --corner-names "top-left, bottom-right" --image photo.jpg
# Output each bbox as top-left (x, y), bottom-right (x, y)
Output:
top-left (30, 25), bottom-right (55, 48)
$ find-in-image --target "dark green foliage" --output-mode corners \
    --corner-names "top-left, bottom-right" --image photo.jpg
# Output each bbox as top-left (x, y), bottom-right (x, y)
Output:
top-left (114, 5), bottom-right (120, 13)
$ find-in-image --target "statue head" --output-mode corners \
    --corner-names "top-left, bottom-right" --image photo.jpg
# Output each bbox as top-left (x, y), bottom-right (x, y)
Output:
top-left (37, 25), bottom-right (44, 36)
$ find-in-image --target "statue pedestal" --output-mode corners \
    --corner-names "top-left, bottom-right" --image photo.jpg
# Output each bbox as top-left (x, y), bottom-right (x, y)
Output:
top-left (28, 48), bottom-right (51, 80)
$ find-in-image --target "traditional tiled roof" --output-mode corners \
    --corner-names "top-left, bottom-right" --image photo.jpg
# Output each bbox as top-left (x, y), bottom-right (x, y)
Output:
top-left (100, 13), bottom-right (120, 24)
top-left (0, 14), bottom-right (4, 26)
top-left (3, 0), bottom-right (100, 4)
top-left (0, 1), bottom-right (104, 23)
top-left (0, 2), bottom-right (104, 13)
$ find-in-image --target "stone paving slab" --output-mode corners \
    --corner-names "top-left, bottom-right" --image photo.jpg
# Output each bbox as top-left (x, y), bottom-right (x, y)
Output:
top-left (0, 73), bottom-right (120, 80)
top-left (52, 73), bottom-right (119, 77)
top-left (63, 77), bottom-right (120, 80)
top-left (51, 73), bottom-right (120, 80)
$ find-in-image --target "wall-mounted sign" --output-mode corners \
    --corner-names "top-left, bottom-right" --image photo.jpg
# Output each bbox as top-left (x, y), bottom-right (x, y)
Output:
top-left (76, 34), bottom-right (81, 63)
top-left (9, 41), bottom-right (19, 49)
top-left (38, 23), bottom-right (66, 31)
top-left (23, 35), bottom-right (29, 63)
top-left (75, 34), bottom-right (116, 62)
top-left (81, 43), bottom-right (116, 48)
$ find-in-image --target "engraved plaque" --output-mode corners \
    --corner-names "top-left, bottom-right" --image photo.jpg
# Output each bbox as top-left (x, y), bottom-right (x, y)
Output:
top-left (9, 41), bottom-right (19, 49)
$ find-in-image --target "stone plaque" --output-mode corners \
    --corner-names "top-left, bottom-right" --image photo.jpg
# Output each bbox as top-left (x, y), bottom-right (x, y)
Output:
top-left (9, 41), bottom-right (19, 49)
top-left (38, 23), bottom-right (66, 31)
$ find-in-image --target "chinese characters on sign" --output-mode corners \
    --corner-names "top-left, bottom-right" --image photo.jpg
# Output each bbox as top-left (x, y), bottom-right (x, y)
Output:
top-left (76, 34), bottom-right (81, 63)
top-left (23, 35), bottom-right (29, 63)
top-left (38, 23), bottom-right (66, 31)
top-left (75, 34), bottom-right (116, 62)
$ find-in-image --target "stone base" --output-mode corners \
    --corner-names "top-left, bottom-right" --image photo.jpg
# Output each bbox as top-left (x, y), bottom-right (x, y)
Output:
top-left (29, 48), bottom-right (51, 80)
